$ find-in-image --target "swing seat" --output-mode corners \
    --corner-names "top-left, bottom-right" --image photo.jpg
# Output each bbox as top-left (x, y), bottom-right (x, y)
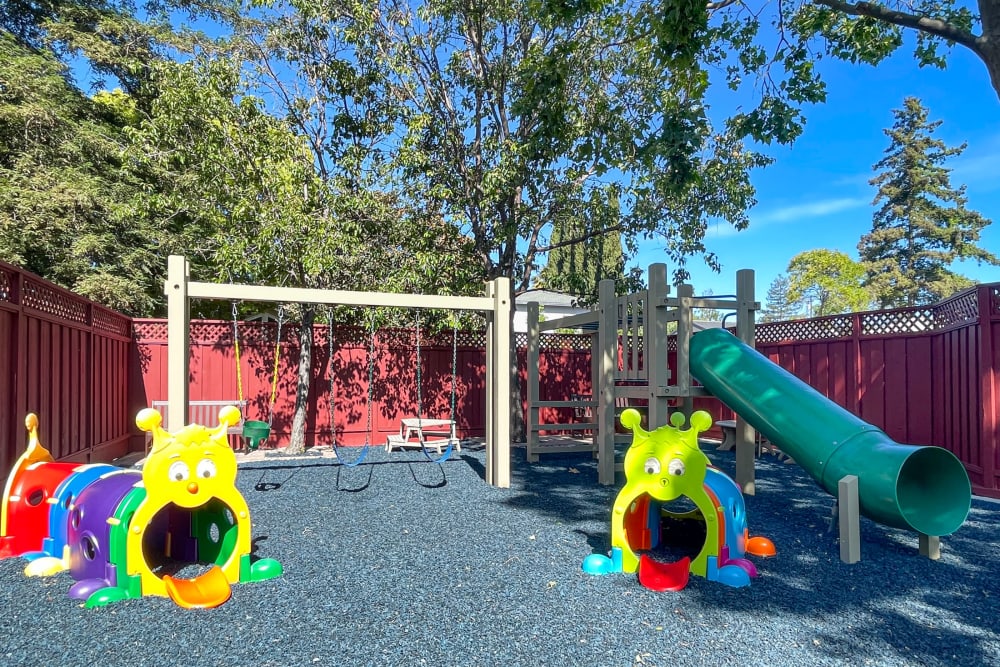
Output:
top-left (243, 420), bottom-right (271, 451)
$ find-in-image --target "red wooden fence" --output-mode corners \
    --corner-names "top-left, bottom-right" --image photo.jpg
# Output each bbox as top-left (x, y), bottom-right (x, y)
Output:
top-left (0, 261), bottom-right (132, 475)
top-left (132, 321), bottom-right (595, 447)
top-left (745, 284), bottom-right (1000, 498)
top-left (3, 263), bottom-right (999, 498)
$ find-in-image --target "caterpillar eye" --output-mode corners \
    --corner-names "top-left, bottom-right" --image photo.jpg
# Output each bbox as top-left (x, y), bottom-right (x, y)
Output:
top-left (668, 459), bottom-right (685, 476)
top-left (644, 457), bottom-right (661, 475)
top-left (196, 459), bottom-right (217, 479)
top-left (168, 461), bottom-right (190, 482)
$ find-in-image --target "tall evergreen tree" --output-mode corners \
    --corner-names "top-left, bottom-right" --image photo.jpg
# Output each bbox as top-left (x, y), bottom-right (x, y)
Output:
top-left (535, 217), bottom-right (627, 305)
top-left (760, 275), bottom-right (801, 322)
top-left (859, 97), bottom-right (998, 307)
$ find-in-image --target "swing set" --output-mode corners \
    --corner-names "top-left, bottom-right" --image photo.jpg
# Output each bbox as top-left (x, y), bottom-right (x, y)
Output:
top-left (163, 256), bottom-right (513, 488)
top-left (324, 310), bottom-right (460, 466)
top-left (231, 303), bottom-right (285, 452)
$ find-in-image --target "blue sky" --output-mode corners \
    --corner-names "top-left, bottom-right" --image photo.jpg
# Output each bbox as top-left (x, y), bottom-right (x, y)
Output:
top-left (633, 40), bottom-right (1000, 306)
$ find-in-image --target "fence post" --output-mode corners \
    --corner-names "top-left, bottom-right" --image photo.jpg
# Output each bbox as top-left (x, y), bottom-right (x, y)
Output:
top-left (978, 285), bottom-right (997, 494)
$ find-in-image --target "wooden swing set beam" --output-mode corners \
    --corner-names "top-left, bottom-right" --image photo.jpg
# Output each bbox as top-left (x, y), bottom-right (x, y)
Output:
top-left (164, 255), bottom-right (513, 488)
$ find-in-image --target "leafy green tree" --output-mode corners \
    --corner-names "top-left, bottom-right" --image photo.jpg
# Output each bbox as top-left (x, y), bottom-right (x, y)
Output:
top-left (338, 0), bottom-right (781, 294)
top-left (789, 0), bottom-right (1000, 101)
top-left (787, 249), bottom-right (872, 316)
top-left (760, 275), bottom-right (802, 322)
top-left (681, 1), bottom-right (1000, 113)
top-left (859, 97), bottom-right (997, 307)
top-left (2, 0), bottom-right (174, 104)
top-left (0, 32), bottom-right (169, 315)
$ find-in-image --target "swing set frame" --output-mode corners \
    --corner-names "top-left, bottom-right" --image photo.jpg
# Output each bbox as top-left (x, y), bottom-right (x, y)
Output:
top-left (163, 255), bottom-right (514, 487)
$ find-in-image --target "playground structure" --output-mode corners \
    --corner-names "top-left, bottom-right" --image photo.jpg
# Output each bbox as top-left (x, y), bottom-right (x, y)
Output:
top-left (582, 408), bottom-right (775, 590)
top-left (689, 327), bottom-right (972, 558)
top-left (0, 408), bottom-right (282, 609)
top-left (526, 263), bottom-right (758, 487)
top-left (527, 263), bottom-right (973, 560)
top-left (163, 255), bottom-right (513, 487)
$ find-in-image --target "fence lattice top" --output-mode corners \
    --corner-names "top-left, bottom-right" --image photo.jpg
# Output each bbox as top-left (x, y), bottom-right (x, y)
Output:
top-left (756, 287), bottom-right (985, 344)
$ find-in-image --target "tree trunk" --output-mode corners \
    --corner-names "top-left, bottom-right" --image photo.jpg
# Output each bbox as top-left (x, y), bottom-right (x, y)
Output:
top-left (981, 0), bottom-right (1000, 101)
top-left (286, 305), bottom-right (315, 454)
top-left (508, 281), bottom-right (527, 443)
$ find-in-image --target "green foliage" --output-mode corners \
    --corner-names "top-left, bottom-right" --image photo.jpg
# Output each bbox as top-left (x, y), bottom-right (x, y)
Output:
top-left (0, 32), bottom-right (167, 315)
top-left (535, 216), bottom-right (628, 306)
top-left (785, 0), bottom-right (997, 97)
top-left (859, 97), bottom-right (997, 307)
top-left (333, 0), bottom-right (782, 293)
top-left (787, 249), bottom-right (872, 316)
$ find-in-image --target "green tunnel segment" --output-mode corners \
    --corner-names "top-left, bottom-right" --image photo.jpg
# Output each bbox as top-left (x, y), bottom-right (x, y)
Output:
top-left (688, 328), bottom-right (971, 536)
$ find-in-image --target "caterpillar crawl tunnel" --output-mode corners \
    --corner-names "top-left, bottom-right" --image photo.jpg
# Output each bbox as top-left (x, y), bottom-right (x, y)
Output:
top-left (0, 408), bottom-right (282, 608)
top-left (583, 409), bottom-right (775, 590)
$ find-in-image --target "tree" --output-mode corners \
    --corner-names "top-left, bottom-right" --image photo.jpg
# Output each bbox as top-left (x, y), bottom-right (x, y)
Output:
top-left (760, 275), bottom-right (802, 322)
top-left (534, 219), bottom-right (629, 306)
top-left (683, 1), bottom-right (1000, 108)
top-left (859, 97), bottom-right (998, 307)
top-left (787, 249), bottom-right (872, 316)
top-left (338, 0), bottom-right (785, 292)
top-left (789, 0), bottom-right (1000, 101)
top-left (0, 32), bottom-right (173, 315)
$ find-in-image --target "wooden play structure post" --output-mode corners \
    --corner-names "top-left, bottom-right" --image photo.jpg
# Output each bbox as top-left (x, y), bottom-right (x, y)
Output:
top-left (734, 268), bottom-right (757, 494)
top-left (164, 255), bottom-right (513, 487)
top-left (524, 263), bottom-right (759, 487)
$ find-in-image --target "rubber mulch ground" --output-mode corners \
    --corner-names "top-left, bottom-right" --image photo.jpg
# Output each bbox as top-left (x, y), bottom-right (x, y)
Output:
top-left (1, 442), bottom-right (997, 667)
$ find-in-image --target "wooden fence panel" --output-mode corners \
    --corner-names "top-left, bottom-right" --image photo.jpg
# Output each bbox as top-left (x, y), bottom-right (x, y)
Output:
top-left (5, 264), bottom-right (999, 498)
top-left (0, 261), bottom-right (132, 474)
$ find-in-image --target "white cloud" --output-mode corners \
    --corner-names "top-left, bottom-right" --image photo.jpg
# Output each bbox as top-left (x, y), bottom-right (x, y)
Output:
top-left (705, 196), bottom-right (870, 239)
top-left (754, 197), bottom-right (870, 224)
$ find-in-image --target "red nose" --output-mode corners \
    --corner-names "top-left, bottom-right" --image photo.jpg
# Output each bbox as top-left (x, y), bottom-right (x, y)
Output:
top-left (187, 481), bottom-right (199, 494)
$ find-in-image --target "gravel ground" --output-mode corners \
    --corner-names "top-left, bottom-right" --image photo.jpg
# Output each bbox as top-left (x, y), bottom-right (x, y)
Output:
top-left (1, 442), bottom-right (997, 667)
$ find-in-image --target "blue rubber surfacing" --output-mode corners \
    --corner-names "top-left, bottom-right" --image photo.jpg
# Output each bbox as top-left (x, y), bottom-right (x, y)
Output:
top-left (0, 444), bottom-right (997, 667)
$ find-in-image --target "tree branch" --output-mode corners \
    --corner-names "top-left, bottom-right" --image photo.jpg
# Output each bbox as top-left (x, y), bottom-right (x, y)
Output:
top-left (811, 0), bottom-right (983, 56)
top-left (534, 223), bottom-right (625, 255)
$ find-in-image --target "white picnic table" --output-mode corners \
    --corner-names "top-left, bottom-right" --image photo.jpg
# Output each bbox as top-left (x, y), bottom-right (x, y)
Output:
top-left (385, 418), bottom-right (461, 454)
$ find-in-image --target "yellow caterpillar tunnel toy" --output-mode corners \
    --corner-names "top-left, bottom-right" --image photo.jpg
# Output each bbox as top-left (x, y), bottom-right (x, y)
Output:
top-left (0, 408), bottom-right (282, 609)
top-left (583, 409), bottom-right (775, 591)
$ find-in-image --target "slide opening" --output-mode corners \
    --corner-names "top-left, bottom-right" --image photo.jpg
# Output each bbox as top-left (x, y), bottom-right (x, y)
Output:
top-left (896, 447), bottom-right (972, 536)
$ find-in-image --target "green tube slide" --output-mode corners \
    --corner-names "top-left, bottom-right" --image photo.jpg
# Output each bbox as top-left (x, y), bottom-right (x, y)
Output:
top-left (689, 328), bottom-right (971, 536)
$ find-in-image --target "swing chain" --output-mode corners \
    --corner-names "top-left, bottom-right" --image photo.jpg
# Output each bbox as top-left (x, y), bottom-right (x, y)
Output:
top-left (231, 302), bottom-right (244, 404)
top-left (367, 323), bottom-right (376, 444)
top-left (450, 324), bottom-right (458, 422)
top-left (267, 305), bottom-right (285, 427)
top-left (414, 310), bottom-right (422, 425)
top-left (328, 309), bottom-right (336, 442)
